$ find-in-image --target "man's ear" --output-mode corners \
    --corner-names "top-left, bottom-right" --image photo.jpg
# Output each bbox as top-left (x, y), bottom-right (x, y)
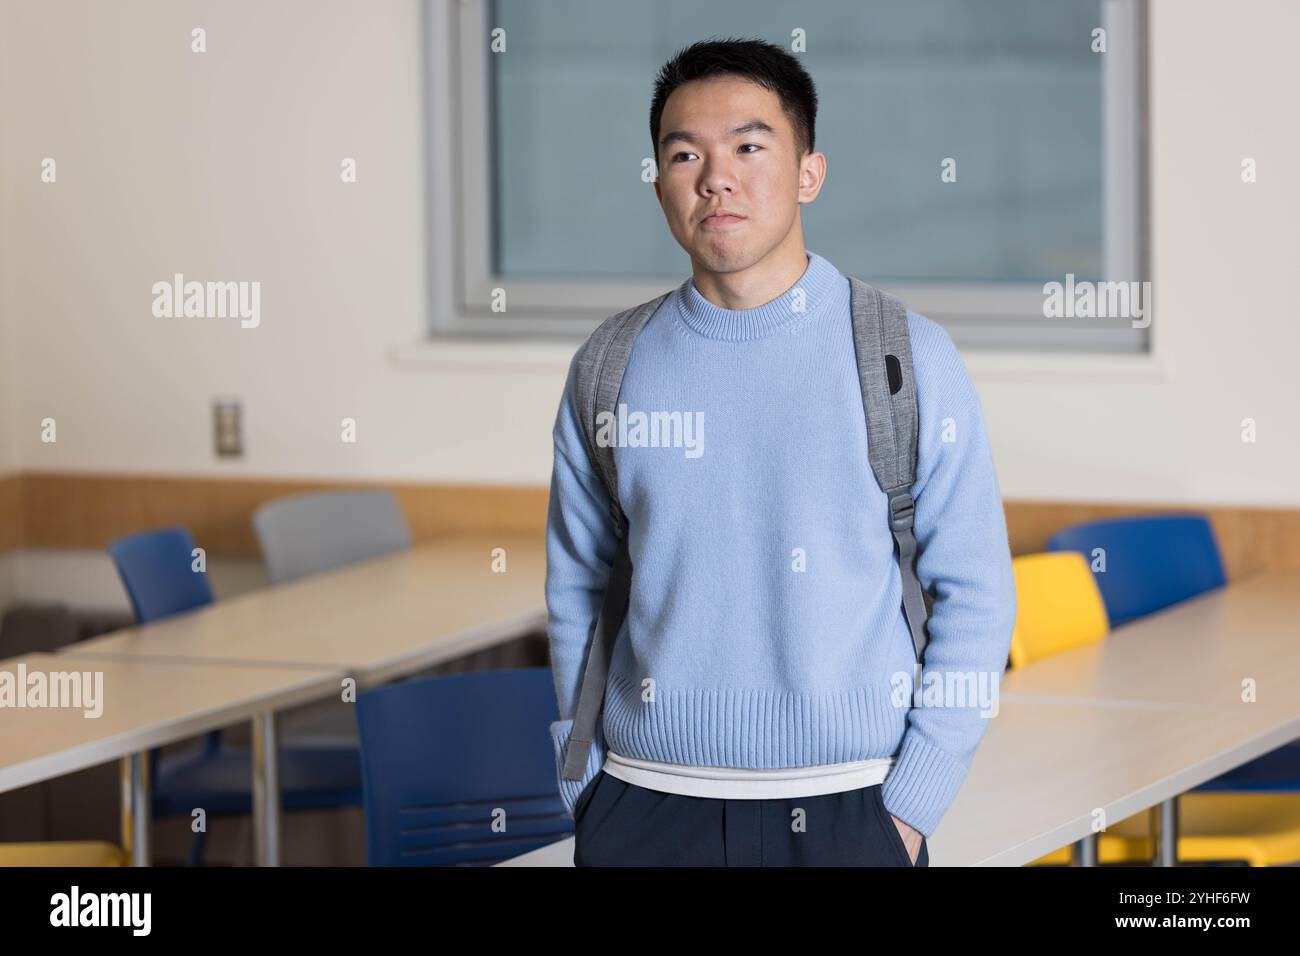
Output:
top-left (653, 175), bottom-right (661, 204)
top-left (797, 150), bottom-right (827, 204)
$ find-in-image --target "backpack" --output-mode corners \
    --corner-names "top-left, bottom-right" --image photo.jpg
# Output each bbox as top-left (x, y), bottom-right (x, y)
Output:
top-left (560, 276), bottom-right (931, 781)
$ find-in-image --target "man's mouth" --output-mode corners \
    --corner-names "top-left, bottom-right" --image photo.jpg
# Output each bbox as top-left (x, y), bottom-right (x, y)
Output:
top-left (701, 212), bottom-right (745, 228)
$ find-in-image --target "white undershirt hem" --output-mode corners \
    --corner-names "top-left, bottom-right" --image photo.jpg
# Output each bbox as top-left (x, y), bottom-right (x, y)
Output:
top-left (601, 750), bottom-right (895, 800)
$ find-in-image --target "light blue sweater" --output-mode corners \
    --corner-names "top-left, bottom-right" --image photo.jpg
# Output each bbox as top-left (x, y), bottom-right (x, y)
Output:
top-left (546, 250), bottom-right (1016, 837)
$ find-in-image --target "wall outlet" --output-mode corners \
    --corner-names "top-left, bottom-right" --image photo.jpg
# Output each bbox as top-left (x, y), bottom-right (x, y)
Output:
top-left (213, 398), bottom-right (243, 457)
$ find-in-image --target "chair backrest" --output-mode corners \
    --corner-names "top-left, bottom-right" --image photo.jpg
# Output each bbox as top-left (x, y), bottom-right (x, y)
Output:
top-left (1008, 552), bottom-right (1109, 669)
top-left (107, 526), bottom-right (214, 624)
top-left (107, 526), bottom-right (220, 763)
top-left (355, 667), bottom-right (570, 866)
top-left (251, 490), bottom-right (412, 585)
top-left (1046, 513), bottom-right (1226, 628)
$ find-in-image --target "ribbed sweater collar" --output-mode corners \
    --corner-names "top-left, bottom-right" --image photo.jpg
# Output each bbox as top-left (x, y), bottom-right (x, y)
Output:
top-left (675, 250), bottom-right (842, 342)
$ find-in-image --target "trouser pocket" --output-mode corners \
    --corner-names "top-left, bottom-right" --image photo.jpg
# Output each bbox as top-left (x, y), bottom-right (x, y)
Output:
top-left (572, 770), bottom-right (605, 823)
top-left (871, 784), bottom-right (923, 867)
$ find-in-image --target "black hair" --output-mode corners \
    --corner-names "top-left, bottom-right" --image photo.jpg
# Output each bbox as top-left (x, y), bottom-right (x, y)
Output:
top-left (649, 36), bottom-right (818, 167)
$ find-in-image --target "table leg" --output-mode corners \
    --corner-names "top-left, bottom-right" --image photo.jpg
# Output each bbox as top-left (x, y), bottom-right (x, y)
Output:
top-left (119, 753), bottom-right (151, 867)
top-left (1149, 797), bottom-right (1179, 866)
top-left (1073, 832), bottom-right (1099, 866)
top-left (252, 711), bottom-right (281, 866)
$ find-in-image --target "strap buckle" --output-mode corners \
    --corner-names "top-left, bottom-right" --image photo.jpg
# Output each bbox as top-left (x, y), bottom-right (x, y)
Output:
top-left (888, 491), bottom-right (915, 532)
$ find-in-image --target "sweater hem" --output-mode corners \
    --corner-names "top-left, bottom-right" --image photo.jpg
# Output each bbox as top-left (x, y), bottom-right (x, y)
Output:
top-left (600, 670), bottom-right (910, 769)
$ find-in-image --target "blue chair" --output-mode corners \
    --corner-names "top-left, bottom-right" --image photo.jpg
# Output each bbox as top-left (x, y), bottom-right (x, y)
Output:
top-left (108, 526), bottom-right (363, 865)
top-left (356, 667), bottom-right (572, 866)
top-left (1048, 513), bottom-right (1300, 792)
top-left (1046, 513), bottom-right (1226, 627)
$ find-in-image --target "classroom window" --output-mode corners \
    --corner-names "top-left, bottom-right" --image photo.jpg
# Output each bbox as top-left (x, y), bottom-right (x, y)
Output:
top-left (431, 0), bottom-right (1148, 352)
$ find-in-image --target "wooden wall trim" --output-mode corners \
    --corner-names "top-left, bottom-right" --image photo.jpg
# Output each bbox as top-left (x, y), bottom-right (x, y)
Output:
top-left (0, 472), bottom-right (1297, 579)
top-left (0, 474), bottom-right (20, 552)
top-left (1004, 500), bottom-right (1300, 581)
top-left (10, 471), bottom-right (547, 558)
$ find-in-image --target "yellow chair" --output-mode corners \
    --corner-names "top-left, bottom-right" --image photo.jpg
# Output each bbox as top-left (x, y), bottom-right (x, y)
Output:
top-left (0, 841), bottom-right (128, 867)
top-left (1007, 552), bottom-right (1110, 865)
top-left (1013, 553), bottom-right (1300, 866)
top-left (1008, 551), bottom-right (1110, 670)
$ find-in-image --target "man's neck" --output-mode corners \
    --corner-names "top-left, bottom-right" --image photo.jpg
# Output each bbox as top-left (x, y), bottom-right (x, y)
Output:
top-left (690, 234), bottom-right (810, 311)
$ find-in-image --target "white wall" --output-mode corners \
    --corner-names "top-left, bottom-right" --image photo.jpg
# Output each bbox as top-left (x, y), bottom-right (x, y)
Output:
top-left (0, 0), bottom-right (568, 487)
top-left (0, 0), bottom-right (1296, 540)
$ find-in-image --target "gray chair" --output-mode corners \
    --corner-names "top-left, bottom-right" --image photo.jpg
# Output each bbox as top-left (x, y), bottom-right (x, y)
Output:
top-left (252, 489), bottom-right (413, 586)
top-left (251, 490), bottom-right (413, 746)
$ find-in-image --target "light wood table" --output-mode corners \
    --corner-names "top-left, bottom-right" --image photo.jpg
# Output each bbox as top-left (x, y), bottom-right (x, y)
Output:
top-left (1000, 570), bottom-right (1300, 711)
top-left (62, 532), bottom-right (546, 681)
top-left (0, 653), bottom-right (343, 867)
top-left (934, 699), bottom-right (1297, 866)
top-left (999, 569), bottom-right (1300, 865)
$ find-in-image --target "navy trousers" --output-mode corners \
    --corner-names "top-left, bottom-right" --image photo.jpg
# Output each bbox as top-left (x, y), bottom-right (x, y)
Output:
top-left (572, 770), bottom-right (929, 867)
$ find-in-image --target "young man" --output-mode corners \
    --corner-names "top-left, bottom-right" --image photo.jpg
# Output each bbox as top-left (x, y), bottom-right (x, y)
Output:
top-left (546, 38), bottom-right (1016, 866)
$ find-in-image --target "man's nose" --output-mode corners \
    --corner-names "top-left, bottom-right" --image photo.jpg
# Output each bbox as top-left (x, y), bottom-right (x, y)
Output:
top-left (699, 152), bottom-right (739, 197)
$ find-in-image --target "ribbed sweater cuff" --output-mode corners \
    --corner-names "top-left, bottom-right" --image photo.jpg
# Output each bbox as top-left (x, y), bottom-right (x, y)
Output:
top-left (880, 731), bottom-right (970, 838)
top-left (549, 718), bottom-right (605, 818)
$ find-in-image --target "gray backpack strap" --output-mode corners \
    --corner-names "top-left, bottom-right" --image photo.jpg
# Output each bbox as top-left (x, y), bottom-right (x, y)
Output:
top-left (848, 277), bottom-right (930, 667)
top-left (561, 290), bottom-right (671, 781)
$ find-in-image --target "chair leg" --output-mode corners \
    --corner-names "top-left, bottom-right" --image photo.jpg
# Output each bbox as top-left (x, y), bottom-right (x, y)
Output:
top-left (1149, 797), bottom-right (1179, 866)
top-left (1074, 832), bottom-right (1099, 866)
top-left (121, 753), bottom-right (151, 867)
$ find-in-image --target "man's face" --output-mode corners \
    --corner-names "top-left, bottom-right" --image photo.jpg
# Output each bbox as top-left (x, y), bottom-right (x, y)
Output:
top-left (653, 75), bottom-right (821, 274)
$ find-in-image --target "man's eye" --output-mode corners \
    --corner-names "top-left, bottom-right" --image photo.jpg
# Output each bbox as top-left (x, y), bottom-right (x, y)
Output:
top-left (672, 152), bottom-right (696, 162)
top-left (739, 144), bottom-right (762, 153)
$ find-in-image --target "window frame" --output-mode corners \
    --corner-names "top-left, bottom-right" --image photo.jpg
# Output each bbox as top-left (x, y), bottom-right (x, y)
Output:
top-left (424, 0), bottom-right (1150, 353)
